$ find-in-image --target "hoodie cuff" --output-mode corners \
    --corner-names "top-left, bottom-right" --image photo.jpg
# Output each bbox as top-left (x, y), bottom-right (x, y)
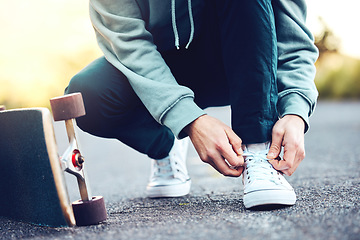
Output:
top-left (278, 93), bottom-right (311, 132)
top-left (161, 97), bottom-right (206, 139)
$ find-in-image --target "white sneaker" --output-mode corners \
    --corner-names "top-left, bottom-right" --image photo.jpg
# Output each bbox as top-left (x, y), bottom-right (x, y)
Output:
top-left (146, 137), bottom-right (191, 198)
top-left (242, 142), bottom-right (296, 209)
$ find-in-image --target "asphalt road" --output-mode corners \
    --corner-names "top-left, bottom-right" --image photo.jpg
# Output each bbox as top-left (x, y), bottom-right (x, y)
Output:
top-left (1, 101), bottom-right (359, 240)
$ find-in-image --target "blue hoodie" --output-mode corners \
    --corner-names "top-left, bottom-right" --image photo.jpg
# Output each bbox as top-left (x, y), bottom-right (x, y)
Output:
top-left (89, 0), bottom-right (318, 138)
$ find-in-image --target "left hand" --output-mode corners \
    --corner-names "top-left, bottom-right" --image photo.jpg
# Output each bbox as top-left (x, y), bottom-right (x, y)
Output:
top-left (184, 115), bottom-right (244, 177)
top-left (267, 115), bottom-right (305, 176)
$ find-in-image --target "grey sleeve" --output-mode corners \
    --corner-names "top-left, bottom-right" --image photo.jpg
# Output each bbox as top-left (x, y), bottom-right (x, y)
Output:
top-left (273, 0), bottom-right (319, 131)
top-left (89, 0), bottom-right (205, 138)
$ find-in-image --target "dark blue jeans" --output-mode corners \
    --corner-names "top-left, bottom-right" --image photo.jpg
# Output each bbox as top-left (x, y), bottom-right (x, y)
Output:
top-left (66, 0), bottom-right (278, 159)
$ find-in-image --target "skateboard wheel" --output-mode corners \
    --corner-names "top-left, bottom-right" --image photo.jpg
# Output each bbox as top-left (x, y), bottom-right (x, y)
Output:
top-left (72, 196), bottom-right (107, 226)
top-left (0, 105), bottom-right (5, 111)
top-left (50, 93), bottom-right (86, 121)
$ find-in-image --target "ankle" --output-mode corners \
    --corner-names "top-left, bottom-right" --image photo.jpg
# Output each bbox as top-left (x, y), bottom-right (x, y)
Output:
top-left (244, 141), bottom-right (270, 152)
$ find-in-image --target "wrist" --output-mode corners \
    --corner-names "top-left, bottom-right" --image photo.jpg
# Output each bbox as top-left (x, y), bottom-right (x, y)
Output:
top-left (283, 114), bottom-right (305, 131)
top-left (183, 114), bottom-right (206, 136)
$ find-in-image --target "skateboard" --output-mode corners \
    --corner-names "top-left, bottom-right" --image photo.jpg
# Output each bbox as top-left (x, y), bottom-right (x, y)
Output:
top-left (0, 93), bottom-right (107, 227)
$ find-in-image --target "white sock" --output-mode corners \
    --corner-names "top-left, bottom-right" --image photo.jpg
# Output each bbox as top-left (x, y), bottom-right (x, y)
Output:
top-left (244, 141), bottom-right (270, 152)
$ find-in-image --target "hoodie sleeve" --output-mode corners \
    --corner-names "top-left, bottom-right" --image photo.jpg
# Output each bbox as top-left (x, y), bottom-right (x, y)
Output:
top-left (89, 0), bottom-right (205, 138)
top-left (273, 0), bottom-right (319, 132)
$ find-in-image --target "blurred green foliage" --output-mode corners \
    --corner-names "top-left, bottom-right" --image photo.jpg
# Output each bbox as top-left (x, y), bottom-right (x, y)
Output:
top-left (314, 17), bottom-right (360, 99)
top-left (315, 55), bottom-right (360, 99)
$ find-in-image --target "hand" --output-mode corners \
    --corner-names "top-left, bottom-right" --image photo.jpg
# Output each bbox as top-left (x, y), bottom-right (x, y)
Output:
top-left (184, 115), bottom-right (244, 177)
top-left (267, 115), bottom-right (306, 176)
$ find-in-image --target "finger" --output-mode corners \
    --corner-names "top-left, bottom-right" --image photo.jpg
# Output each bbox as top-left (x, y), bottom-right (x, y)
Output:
top-left (206, 160), bottom-right (222, 174)
top-left (207, 160), bottom-right (243, 177)
top-left (271, 160), bottom-right (291, 176)
top-left (225, 128), bottom-right (243, 156)
top-left (211, 153), bottom-right (243, 177)
top-left (272, 144), bottom-right (297, 175)
top-left (213, 132), bottom-right (244, 167)
top-left (201, 149), bottom-right (243, 177)
top-left (267, 127), bottom-right (284, 159)
top-left (268, 159), bottom-right (281, 170)
top-left (221, 145), bottom-right (245, 168)
top-left (284, 146), bottom-right (305, 176)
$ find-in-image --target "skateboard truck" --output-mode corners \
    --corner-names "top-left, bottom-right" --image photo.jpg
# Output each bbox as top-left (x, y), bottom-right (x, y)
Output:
top-left (59, 119), bottom-right (91, 201)
top-left (50, 93), bottom-right (107, 226)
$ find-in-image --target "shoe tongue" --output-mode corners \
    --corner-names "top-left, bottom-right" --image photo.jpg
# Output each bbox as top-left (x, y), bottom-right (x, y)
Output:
top-left (245, 142), bottom-right (270, 152)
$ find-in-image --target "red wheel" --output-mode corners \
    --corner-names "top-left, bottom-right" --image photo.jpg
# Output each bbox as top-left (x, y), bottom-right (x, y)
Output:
top-left (72, 196), bottom-right (107, 226)
top-left (0, 105), bottom-right (5, 111)
top-left (50, 93), bottom-right (86, 121)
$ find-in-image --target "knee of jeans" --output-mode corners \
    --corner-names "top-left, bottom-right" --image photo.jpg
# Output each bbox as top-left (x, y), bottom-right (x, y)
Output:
top-left (66, 71), bottom-right (142, 134)
top-left (67, 72), bottom-right (97, 96)
top-left (65, 73), bottom-right (108, 131)
top-left (66, 72), bottom-right (110, 111)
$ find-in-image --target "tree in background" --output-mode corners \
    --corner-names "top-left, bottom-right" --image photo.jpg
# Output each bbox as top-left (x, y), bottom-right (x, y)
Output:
top-left (314, 17), bottom-right (360, 99)
top-left (314, 17), bottom-right (341, 60)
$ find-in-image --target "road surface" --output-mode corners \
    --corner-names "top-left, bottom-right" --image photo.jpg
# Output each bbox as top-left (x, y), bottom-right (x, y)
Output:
top-left (1, 101), bottom-right (359, 240)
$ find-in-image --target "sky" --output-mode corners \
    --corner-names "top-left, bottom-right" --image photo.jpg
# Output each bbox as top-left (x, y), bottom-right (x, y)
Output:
top-left (307, 0), bottom-right (360, 58)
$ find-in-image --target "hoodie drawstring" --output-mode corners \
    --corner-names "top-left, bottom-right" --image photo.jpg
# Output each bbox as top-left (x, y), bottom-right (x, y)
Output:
top-left (171, 0), bottom-right (180, 49)
top-left (171, 0), bottom-right (195, 50)
top-left (186, 0), bottom-right (194, 49)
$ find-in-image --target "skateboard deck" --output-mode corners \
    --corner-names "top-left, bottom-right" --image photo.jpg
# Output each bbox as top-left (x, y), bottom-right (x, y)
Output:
top-left (0, 108), bottom-right (75, 227)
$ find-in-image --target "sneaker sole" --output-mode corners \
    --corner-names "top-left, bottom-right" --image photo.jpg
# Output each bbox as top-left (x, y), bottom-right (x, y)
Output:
top-left (146, 180), bottom-right (191, 198)
top-left (244, 189), bottom-right (296, 209)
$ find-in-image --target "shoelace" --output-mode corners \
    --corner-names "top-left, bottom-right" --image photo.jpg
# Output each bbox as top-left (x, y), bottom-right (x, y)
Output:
top-left (152, 157), bottom-right (175, 178)
top-left (243, 150), bottom-right (282, 184)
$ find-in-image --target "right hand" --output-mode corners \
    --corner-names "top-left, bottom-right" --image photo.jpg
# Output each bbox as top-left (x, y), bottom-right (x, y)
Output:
top-left (184, 115), bottom-right (244, 177)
